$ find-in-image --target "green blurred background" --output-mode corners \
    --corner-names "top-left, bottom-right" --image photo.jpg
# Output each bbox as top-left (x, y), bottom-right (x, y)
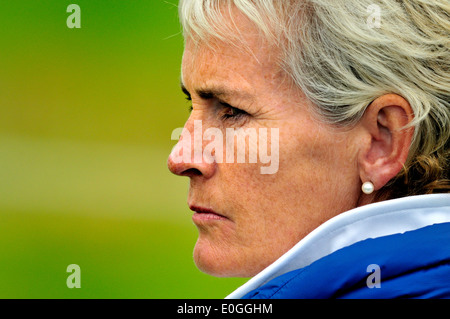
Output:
top-left (0, 0), bottom-right (246, 298)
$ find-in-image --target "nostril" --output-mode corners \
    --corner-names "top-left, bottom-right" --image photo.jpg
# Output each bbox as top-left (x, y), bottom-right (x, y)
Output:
top-left (181, 168), bottom-right (202, 177)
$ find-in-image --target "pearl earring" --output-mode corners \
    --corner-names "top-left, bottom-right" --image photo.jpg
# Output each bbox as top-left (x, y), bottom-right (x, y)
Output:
top-left (362, 181), bottom-right (375, 194)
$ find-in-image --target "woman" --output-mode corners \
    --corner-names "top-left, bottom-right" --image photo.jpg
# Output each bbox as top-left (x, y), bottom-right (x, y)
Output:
top-left (168, 0), bottom-right (450, 298)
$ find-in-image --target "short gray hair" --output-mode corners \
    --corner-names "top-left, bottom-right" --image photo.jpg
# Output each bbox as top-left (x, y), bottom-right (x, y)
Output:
top-left (178, 0), bottom-right (450, 197)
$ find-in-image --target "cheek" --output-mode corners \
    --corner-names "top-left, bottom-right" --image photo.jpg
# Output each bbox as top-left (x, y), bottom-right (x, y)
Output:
top-left (193, 162), bottom-right (287, 277)
top-left (221, 124), bottom-right (352, 237)
top-left (198, 163), bottom-right (302, 274)
top-left (277, 124), bottom-right (360, 219)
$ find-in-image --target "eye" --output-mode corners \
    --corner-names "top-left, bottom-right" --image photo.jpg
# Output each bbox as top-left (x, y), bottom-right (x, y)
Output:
top-left (220, 102), bottom-right (249, 121)
top-left (184, 93), bottom-right (192, 113)
top-left (181, 86), bottom-right (192, 114)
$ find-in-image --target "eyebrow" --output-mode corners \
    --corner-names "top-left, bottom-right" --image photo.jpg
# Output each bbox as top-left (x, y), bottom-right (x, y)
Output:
top-left (180, 82), bottom-right (254, 102)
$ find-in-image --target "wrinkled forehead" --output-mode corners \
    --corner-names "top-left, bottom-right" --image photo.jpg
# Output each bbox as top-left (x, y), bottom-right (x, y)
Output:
top-left (181, 33), bottom-right (284, 95)
top-left (179, 1), bottom-right (291, 97)
top-left (180, 11), bottom-right (283, 89)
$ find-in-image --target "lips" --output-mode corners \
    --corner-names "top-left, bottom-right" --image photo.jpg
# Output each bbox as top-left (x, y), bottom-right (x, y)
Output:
top-left (189, 205), bottom-right (229, 222)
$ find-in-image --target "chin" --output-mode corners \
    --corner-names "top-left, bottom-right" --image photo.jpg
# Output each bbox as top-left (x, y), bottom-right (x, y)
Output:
top-left (192, 236), bottom-right (264, 278)
top-left (193, 240), bottom-right (235, 277)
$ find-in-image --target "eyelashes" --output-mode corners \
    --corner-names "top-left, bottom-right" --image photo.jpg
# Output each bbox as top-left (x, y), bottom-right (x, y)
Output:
top-left (185, 96), bottom-right (248, 122)
top-left (186, 96), bottom-right (193, 113)
top-left (219, 103), bottom-right (248, 121)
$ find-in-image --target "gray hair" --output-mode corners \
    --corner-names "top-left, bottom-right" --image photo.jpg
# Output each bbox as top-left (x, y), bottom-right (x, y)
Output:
top-left (178, 0), bottom-right (450, 197)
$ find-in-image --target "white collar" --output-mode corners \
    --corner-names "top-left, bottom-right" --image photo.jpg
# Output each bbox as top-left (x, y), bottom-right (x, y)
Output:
top-left (226, 194), bottom-right (450, 299)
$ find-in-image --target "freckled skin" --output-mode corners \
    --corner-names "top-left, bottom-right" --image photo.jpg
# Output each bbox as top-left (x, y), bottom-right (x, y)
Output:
top-left (168, 11), bottom-right (363, 277)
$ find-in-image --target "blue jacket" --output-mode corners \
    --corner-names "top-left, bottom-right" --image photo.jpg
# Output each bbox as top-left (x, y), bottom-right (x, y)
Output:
top-left (226, 194), bottom-right (450, 299)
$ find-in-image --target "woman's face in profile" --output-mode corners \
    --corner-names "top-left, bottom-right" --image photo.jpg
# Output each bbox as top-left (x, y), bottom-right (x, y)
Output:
top-left (168, 14), bottom-right (363, 277)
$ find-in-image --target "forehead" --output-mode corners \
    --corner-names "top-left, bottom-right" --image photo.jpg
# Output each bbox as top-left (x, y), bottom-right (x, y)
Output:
top-left (182, 39), bottom-right (283, 93)
top-left (181, 10), bottom-right (283, 91)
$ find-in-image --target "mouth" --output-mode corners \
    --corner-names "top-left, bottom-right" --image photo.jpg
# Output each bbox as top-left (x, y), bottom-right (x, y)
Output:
top-left (189, 205), bottom-right (229, 223)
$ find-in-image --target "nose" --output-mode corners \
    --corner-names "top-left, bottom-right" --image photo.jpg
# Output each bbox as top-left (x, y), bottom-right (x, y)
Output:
top-left (167, 120), bottom-right (217, 179)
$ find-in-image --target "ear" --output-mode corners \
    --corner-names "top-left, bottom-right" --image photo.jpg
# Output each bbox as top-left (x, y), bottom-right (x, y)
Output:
top-left (357, 94), bottom-right (415, 196)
